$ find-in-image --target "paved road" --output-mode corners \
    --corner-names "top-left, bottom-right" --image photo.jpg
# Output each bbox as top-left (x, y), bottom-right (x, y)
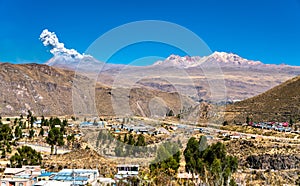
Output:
top-left (203, 123), bottom-right (300, 141)
top-left (133, 116), bottom-right (300, 142)
top-left (18, 142), bottom-right (71, 154)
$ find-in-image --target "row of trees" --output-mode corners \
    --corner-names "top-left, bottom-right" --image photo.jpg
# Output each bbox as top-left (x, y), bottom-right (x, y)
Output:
top-left (0, 124), bottom-right (13, 158)
top-left (46, 127), bottom-right (64, 155)
top-left (0, 111), bottom-right (74, 169)
top-left (28, 111), bottom-right (68, 155)
top-left (94, 130), bottom-right (161, 157)
top-left (148, 136), bottom-right (238, 186)
top-left (184, 136), bottom-right (238, 185)
top-left (13, 111), bottom-right (70, 155)
top-left (10, 146), bottom-right (42, 168)
top-left (15, 111), bottom-right (67, 155)
top-left (0, 128), bottom-right (47, 168)
top-left (0, 116), bottom-right (43, 167)
top-left (149, 141), bottom-right (180, 184)
top-left (115, 133), bottom-right (148, 157)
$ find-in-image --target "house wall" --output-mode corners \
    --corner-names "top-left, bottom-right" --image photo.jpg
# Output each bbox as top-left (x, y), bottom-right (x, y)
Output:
top-left (1, 180), bottom-right (32, 186)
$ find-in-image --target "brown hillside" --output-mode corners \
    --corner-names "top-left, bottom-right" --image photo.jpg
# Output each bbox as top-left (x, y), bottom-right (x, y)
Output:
top-left (225, 75), bottom-right (300, 122)
top-left (0, 63), bottom-right (195, 117)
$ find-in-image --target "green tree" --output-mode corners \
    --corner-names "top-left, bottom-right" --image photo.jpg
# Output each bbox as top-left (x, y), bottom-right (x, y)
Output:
top-left (14, 126), bottom-right (23, 139)
top-left (39, 128), bottom-right (44, 136)
top-left (14, 118), bottom-right (18, 125)
top-left (29, 129), bottom-right (35, 139)
top-left (135, 134), bottom-right (146, 146)
top-left (50, 118), bottom-right (61, 128)
top-left (114, 141), bottom-right (124, 157)
top-left (123, 133), bottom-right (128, 143)
top-left (128, 134), bottom-right (135, 145)
top-left (27, 110), bottom-right (32, 118)
top-left (211, 158), bottom-right (222, 184)
top-left (0, 124), bottom-right (13, 158)
top-left (246, 116), bottom-right (250, 124)
top-left (289, 118), bottom-right (294, 127)
top-left (46, 127), bottom-right (64, 155)
top-left (125, 134), bottom-right (135, 156)
top-left (0, 124), bottom-right (13, 143)
top-left (229, 178), bottom-right (238, 186)
top-left (150, 142), bottom-right (180, 178)
top-left (167, 109), bottom-right (174, 117)
top-left (10, 146), bottom-right (42, 168)
top-left (62, 119), bottom-right (67, 126)
top-left (30, 116), bottom-right (37, 128)
top-left (6, 144), bottom-right (11, 153)
top-left (44, 119), bottom-right (49, 126)
top-left (19, 120), bottom-right (25, 129)
top-left (184, 137), bottom-right (202, 174)
top-left (184, 137), bottom-right (238, 186)
top-left (62, 119), bottom-right (67, 134)
top-left (1, 149), bottom-right (6, 158)
top-left (67, 134), bottom-right (75, 148)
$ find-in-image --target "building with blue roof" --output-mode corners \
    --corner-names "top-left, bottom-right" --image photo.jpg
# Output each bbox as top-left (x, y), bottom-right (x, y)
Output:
top-left (37, 172), bottom-right (56, 182)
top-left (49, 169), bottom-right (99, 186)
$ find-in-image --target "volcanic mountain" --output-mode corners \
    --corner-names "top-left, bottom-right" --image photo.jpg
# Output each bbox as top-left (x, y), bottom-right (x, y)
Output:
top-left (84, 52), bottom-right (300, 102)
top-left (1, 51), bottom-right (300, 117)
top-left (153, 52), bottom-right (263, 68)
top-left (40, 28), bottom-right (300, 105)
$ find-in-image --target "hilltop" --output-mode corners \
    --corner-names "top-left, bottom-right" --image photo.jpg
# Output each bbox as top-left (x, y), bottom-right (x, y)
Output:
top-left (225, 75), bottom-right (300, 123)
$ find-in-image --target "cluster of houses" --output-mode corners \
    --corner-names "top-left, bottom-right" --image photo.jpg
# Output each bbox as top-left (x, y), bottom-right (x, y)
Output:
top-left (0, 164), bottom-right (140, 186)
top-left (79, 121), bottom-right (107, 128)
top-left (80, 120), bottom-right (172, 136)
top-left (19, 120), bottom-right (83, 141)
top-left (108, 123), bottom-right (171, 136)
top-left (248, 122), bottom-right (292, 132)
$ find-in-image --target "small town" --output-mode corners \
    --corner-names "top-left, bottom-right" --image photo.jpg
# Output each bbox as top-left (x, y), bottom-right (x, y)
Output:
top-left (0, 111), bottom-right (299, 186)
top-left (1, 1), bottom-right (300, 185)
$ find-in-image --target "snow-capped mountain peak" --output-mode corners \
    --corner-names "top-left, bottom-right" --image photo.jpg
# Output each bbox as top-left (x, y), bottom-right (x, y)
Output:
top-left (153, 52), bottom-right (263, 68)
top-left (208, 52), bottom-right (263, 65)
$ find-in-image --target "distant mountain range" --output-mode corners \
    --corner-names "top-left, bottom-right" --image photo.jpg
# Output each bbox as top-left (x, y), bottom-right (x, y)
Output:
top-left (153, 52), bottom-right (263, 68)
top-left (44, 51), bottom-right (300, 102)
top-left (1, 51), bottom-right (300, 118)
top-left (46, 51), bottom-right (298, 70)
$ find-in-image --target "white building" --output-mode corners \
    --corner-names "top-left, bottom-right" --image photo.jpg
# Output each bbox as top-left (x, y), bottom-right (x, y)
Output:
top-left (115, 164), bottom-right (139, 179)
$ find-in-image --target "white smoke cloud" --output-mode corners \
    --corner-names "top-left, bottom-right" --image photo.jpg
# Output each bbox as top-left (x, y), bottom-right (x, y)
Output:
top-left (39, 29), bottom-right (83, 59)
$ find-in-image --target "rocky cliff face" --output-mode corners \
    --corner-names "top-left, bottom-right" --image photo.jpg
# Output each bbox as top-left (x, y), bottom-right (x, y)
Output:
top-left (0, 63), bottom-right (76, 116)
top-left (246, 154), bottom-right (300, 170)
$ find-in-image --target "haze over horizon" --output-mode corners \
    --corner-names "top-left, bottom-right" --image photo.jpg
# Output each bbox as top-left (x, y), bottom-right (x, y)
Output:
top-left (0, 0), bottom-right (300, 66)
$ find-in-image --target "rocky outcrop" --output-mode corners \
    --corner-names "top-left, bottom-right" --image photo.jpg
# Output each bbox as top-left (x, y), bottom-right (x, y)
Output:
top-left (246, 154), bottom-right (300, 170)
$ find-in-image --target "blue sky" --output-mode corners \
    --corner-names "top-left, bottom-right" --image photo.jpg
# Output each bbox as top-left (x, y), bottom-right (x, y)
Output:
top-left (0, 0), bottom-right (299, 65)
